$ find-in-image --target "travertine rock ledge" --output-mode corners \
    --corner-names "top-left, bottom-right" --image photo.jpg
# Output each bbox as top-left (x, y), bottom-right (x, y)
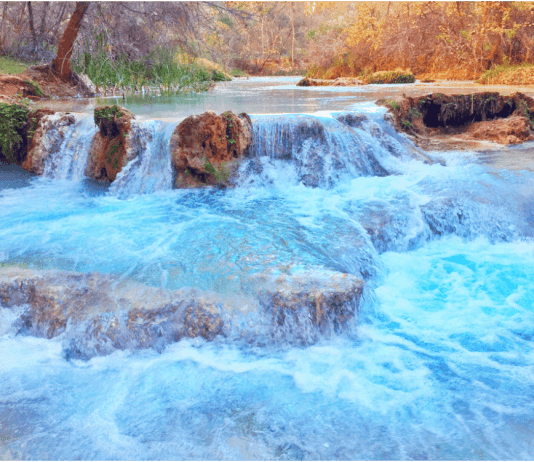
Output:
top-left (0, 267), bottom-right (364, 359)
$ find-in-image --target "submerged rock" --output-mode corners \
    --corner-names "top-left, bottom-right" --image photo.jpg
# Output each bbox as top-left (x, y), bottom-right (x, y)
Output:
top-left (170, 110), bottom-right (253, 187)
top-left (0, 266), bottom-right (364, 359)
top-left (247, 271), bottom-right (364, 342)
top-left (85, 105), bottom-right (136, 182)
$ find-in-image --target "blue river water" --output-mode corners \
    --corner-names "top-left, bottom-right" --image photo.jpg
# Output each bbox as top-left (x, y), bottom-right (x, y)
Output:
top-left (1, 78), bottom-right (534, 460)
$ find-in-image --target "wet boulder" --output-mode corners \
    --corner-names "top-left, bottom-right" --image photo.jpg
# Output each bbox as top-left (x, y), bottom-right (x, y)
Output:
top-left (86, 105), bottom-right (136, 182)
top-left (0, 104), bottom-right (56, 167)
top-left (170, 110), bottom-right (253, 187)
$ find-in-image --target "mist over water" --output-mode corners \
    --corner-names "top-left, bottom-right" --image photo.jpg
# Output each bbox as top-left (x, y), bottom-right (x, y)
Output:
top-left (1, 78), bottom-right (534, 460)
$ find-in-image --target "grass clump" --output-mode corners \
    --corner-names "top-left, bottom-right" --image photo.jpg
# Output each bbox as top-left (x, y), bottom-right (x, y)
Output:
top-left (477, 63), bottom-right (534, 85)
top-left (0, 55), bottom-right (27, 74)
top-left (24, 79), bottom-right (43, 97)
top-left (385, 99), bottom-right (400, 110)
top-left (73, 44), bottom-right (222, 95)
top-left (361, 70), bottom-right (415, 84)
top-left (0, 103), bottom-right (29, 162)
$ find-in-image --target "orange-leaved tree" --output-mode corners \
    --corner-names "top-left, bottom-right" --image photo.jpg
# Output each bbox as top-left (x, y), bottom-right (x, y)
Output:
top-left (305, 1), bottom-right (534, 79)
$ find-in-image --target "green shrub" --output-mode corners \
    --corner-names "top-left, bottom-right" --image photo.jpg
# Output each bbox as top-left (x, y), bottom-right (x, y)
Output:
top-left (0, 103), bottom-right (29, 162)
top-left (94, 105), bottom-right (123, 125)
top-left (211, 69), bottom-right (231, 82)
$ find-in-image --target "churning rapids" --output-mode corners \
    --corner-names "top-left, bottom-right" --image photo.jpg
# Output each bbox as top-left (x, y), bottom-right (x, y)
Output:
top-left (1, 78), bottom-right (534, 460)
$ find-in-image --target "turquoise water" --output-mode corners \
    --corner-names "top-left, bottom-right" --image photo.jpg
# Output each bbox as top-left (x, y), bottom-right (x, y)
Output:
top-left (1, 79), bottom-right (534, 460)
top-left (38, 76), bottom-right (440, 119)
top-left (1, 238), bottom-right (533, 459)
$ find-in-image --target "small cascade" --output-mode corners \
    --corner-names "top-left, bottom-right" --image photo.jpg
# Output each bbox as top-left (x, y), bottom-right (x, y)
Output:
top-left (109, 120), bottom-right (177, 198)
top-left (333, 110), bottom-right (434, 169)
top-left (246, 114), bottom-right (389, 188)
top-left (42, 115), bottom-right (97, 180)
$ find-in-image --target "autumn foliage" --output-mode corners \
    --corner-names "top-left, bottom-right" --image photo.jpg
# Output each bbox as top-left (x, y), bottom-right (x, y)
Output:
top-left (305, 2), bottom-right (534, 80)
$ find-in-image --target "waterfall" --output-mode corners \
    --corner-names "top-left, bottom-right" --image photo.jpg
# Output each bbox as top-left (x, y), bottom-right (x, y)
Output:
top-left (242, 111), bottom-right (434, 188)
top-left (109, 120), bottom-right (177, 198)
top-left (42, 115), bottom-right (97, 180)
top-left (245, 114), bottom-right (388, 188)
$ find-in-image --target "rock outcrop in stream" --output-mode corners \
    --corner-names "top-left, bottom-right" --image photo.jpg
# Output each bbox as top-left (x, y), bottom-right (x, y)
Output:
top-left (0, 266), bottom-right (364, 359)
top-left (85, 105), bottom-right (136, 182)
top-left (22, 110), bottom-right (75, 174)
top-left (297, 77), bottom-right (363, 87)
top-left (170, 110), bottom-right (253, 187)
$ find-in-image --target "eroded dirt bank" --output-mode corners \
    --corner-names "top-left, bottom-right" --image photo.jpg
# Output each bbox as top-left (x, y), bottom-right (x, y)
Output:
top-left (0, 65), bottom-right (94, 104)
top-left (379, 92), bottom-right (534, 148)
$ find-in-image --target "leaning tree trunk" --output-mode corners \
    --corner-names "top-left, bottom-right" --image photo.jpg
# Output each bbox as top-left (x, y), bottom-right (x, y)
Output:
top-left (51, 1), bottom-right (89, 81)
